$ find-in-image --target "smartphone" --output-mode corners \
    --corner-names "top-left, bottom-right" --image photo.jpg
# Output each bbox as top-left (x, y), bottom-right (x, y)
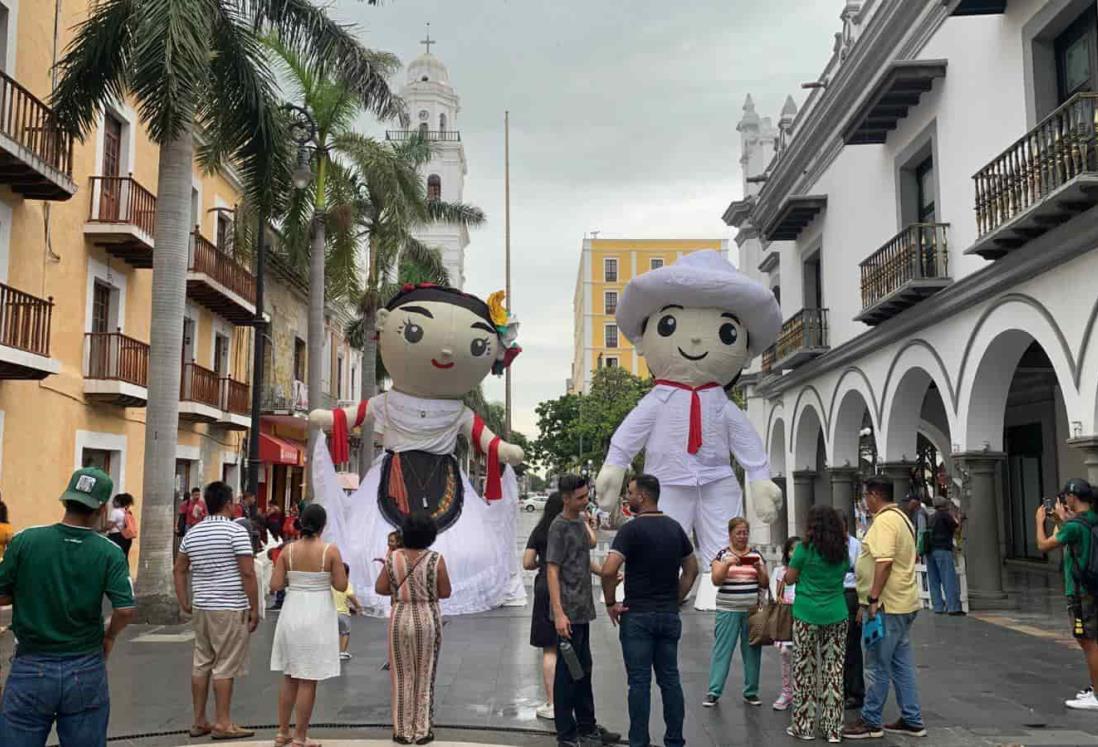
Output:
top-left (1042, 496), bottom-right (1057, 514)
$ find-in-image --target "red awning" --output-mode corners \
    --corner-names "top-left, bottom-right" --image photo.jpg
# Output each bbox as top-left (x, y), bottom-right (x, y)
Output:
top-left (259, 433), bottom-right (304, 466)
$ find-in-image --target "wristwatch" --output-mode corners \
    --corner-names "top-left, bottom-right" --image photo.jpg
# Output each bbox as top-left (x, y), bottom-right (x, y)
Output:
top-left (867, 596), bottom-right (879, 605)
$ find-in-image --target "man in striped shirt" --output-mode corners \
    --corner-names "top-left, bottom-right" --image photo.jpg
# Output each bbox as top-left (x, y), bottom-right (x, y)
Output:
top-left (173, 481), bottom-right (258, 740)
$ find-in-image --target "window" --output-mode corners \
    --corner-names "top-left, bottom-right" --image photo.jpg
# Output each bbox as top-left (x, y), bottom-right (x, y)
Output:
top-left (91, 282), bottom-right (112, 334)
top-left (605, 324), bottom-right (619, 349)
top-left (213, 333), bottom-right (230, 376)
top-left (190, 187), bottom-right (200, 229)
top-left (772, 285), bottom-right (782, 306)
top-left (100, 114), bottom-right (123, 221)
top-left (182, 317), bottom-right (196, 362)
top-left (604, 291), bottom-right (618, 315)
top-left (418, 122), bottom-right (429, 137)
top-left (336, 355), bottom-right (344, 398)
top-left (915, 157), bottom-right (936, 223)
top-left (604, 258), bottom-right (618, 282)
top-left (293, 337), bottom-right (306, 382)
top-left (439, 113), bottom-right (447, 131)
top-left (803, 253), bottom-right (822, 310)
top-left (605, 357), bottom-right (619, 369)
top-left (216, 213), bottom-right (233, 254)
top-left (1056, 6), bottom-right (1097, 104)
top-left (82, 448), bottom-right (112, 475)
top-left (650, 257), bottom-right (664, 270)
top-left (427, 174), bottom-right (441, 201)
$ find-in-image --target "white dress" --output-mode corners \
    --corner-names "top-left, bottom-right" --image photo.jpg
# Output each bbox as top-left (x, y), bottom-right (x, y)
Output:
top-left (314, 390), bottom-right (522, 617)
top-left (269, 543), bottom-right (340, 680)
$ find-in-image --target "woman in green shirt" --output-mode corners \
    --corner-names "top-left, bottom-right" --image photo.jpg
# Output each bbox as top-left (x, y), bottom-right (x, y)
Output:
top-left (783, 505), bottom-right (850, 743)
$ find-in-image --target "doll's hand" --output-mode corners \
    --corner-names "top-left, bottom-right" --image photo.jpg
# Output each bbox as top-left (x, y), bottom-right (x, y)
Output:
top-left (750, 480), bottom-right (784, 525)
top-left (596, 464), bottom-right (627, 514)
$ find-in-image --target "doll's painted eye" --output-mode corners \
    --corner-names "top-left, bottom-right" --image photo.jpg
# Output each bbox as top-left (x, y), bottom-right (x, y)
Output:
top-left (403, 323), bottom-right (424, 343)
top-left (719, 322), bottom-right (739, 346)
top-left (470, 338), bottom-right (490, 357)
top-left (657, 315), bottom-right (677, 337)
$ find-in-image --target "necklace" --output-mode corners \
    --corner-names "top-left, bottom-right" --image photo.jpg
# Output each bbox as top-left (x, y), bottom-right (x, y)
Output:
top-left (401, 456), bottom-right (447, 511)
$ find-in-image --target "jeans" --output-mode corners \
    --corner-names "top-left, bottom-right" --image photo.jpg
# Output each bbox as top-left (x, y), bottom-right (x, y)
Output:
top-left (844, 589), bottom-right (865, 702)
top-left (861, 612), bottom-right (923, 729)
top-left (0, 651), bottom-right (110, 746)
top-left (926, 549), bottom-right (962, 613)
top-left (707, 610), bottom-right (761, 698)
top-left (554, 623), bottom-right (597, 744)
top-left (619, 612), bottom-right (685, 747)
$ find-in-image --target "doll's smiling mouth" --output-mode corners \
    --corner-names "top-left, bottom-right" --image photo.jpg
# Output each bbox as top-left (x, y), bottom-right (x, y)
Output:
top-left (678, 348), bottom-right (709, 361)
top-left (431, 359), bottom-right (455, 369)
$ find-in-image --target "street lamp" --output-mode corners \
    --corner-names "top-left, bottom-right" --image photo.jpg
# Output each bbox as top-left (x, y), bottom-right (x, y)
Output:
top-left (246, 103), bottom-right (318, 496)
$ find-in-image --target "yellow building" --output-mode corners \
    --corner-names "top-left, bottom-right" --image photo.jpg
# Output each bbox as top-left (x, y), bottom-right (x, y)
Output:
top-left (570, 238), bottom-right (729, 393)
top-left (0, 0), bottom-right (262, 573)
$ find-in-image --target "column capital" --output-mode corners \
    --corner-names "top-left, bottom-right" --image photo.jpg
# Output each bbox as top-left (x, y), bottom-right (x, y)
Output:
top-left (792, 469), bottom-right (818, 481)
top-left (827, 466), bottom-right (860, 483)
top-left (954, 451), bottom-right (1006, 474)
top-left (878, 460), bottom-right (915, 476)
top-left (1067, 436), bottom-right (1098, 453)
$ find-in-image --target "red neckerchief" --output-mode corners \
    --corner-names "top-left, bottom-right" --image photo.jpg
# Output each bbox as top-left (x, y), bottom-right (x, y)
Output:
top-left (654, 380), bottom-right (721, 454)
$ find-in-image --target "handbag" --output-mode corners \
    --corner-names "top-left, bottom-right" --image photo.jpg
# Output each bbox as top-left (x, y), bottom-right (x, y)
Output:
top-left (747, 592), bottom-right (774, 646)
top-left (748, 582), bottom-right (794, 646)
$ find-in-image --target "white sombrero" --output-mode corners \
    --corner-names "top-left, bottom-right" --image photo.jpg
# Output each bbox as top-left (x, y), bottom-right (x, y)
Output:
top-left (616, 250), bottom-right (782, 357)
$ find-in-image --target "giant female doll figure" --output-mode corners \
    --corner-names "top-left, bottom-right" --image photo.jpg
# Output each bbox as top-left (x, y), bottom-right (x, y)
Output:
top-left (309, 283), bottom-right (524, 616)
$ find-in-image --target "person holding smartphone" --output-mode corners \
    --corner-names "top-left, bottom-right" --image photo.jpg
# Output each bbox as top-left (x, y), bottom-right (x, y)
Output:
top-left (1036, 479), bottom-right (1098, 710)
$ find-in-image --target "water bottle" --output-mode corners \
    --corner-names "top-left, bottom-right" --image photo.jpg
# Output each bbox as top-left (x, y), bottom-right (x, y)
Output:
top-left (559, 638), bottom-right (585, 681)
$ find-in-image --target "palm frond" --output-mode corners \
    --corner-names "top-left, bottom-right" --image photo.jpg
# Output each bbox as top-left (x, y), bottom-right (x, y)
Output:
top-left (424, 200), bottom-right (486, 228)
top-left (246, 0), bottom-right (405, 122)
top-left (129, 0), bottom-right (213, 141)
top-left (400, 237), bottom-right (449, 284)
top-left (50, 0), bottom-right (134, 138)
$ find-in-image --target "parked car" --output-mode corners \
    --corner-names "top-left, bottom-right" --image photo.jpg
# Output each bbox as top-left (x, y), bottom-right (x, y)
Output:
top-left (520, 493), bottom-right (548, 512)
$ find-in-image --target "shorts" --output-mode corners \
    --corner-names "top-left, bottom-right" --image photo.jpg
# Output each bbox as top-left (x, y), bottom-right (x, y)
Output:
top-left (1068, 595), bottom-right (1098, 640)
top-left (192, 608), bottom-right (251, 679)
top-left (338, 613), bottom-right (351, 637)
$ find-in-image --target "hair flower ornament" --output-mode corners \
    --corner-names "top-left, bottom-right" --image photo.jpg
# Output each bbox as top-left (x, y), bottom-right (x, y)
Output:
top-left (487, 290), bottom-right (522, 375)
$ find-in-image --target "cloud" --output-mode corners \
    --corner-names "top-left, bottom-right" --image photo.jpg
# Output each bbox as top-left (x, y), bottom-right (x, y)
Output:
top-left (329, 0), bottom-right (840, 439)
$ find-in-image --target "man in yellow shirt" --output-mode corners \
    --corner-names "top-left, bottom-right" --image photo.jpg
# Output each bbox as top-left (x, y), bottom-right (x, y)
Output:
top-left (844, 477), bottom-right (925, 741)
top-left (332, 563), bottom-right (361, 661)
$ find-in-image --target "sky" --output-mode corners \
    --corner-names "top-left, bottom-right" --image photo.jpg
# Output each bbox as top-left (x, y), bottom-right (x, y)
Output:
top-left (330, 0), bottom-right (842, 438)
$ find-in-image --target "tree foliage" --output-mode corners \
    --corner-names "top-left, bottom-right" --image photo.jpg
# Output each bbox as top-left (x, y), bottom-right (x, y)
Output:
top-left (531, 367), bottom-right (652, 474)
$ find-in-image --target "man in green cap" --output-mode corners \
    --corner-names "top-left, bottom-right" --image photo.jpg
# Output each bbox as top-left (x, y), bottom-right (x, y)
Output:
top-left (0, 466), bottom-right (136, 745)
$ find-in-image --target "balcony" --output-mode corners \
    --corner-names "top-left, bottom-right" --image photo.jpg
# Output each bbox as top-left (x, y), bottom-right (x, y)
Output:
top-left (217, 377), bottom-right (251, 430)
top-left (187, 232), bottom-right (257, 324)
top-left (84, 176), bottom-right (156, 267)
top-left (385, 130), bottom-right (461, 143)
top-left (855, 223), bottom-right (952, 326)
top-left (841, 60), bottom-right (947, 146)
top-left (83, 331), bottom-right (149, 406)
top-left (0, 71), bottom-right (75, 200)
top-left (179, 362), bottom-right (221, 422)
top-left (0, 282), bottom-right (56, 379)
top-left (762, 195), bottom-right (827, 242)
top-left (952, 0), bottom-right (1007, 16)
top-left (969, 92), bottom-right (1098, 259)
top-left (770, 309), bottom-right (829, 372)
top-left (761, 345), bottom-right (776, 375)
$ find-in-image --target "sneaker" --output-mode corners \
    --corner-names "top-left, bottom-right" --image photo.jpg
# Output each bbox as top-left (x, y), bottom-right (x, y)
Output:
top-left (785, 726), bottom-right (813, 741)
top-left (827, 737), bottom-right (841, 744)
top-left (339, 651), bottom-right (353, 660)
top-left (1077, 686), bottom-right (1094, 699)
top-left (578, 726), bottom-right (620, 745)
top-left (702, 694), bottom-right (719, 708)
top-left (536, 702), bottom-right (555, 720)
top-left (772, 692), bottom-right (793, 711)
top-left (842, 719), bottom-right (884, 739)
top-left (743, 694), bottom-right (762, 706)
top-left (1067, 691), bottom-right (1098, 710)
top-left (948, 610), bottom-right (966, 617)
top-left (884, 719), bottom-right (928, 737)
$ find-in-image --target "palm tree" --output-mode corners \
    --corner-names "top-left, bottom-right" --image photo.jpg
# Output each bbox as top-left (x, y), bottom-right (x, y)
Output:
top-left (50, 0), bottom-right (400, 622)
top-left (338, 134), bottom-right (486, 471)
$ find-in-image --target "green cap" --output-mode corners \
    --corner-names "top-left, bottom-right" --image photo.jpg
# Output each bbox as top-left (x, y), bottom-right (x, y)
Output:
top-left (59, 467), bottom-right (114, 510)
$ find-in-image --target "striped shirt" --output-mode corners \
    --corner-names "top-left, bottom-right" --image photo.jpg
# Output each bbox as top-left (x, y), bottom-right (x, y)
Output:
top-left (179, 516), bottom-right (253, 610)
top-left (714, 546), bottom-right (764, 612)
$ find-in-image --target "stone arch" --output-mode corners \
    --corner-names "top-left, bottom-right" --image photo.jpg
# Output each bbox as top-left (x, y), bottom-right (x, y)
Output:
top-left (792, 395), bottom-right (826, 472)
top-left (828, 369), bottom-right (880, 469)
top-left (958, 298), bottom-right (1080, 451)
top-left (1075, 296), bottom-right (1098, 435)
top-left (880, 340), bottom-right (958, 463)
top-left (769, 417), bottom-right (787, 477)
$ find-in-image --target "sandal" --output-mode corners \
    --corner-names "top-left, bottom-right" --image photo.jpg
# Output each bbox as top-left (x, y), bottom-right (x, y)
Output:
top-left (211, 725), bottom-right (256, 740)
top-left (393, 736), bottom-right (413, 745)
top-left (188, 725), bottom-right (212, 738)
top-left (415, 733), bottom-right (435, 745)
top-left (292, 740), bottom-right (322, 747)
top-left (274, 734), bottom-right (293, 746)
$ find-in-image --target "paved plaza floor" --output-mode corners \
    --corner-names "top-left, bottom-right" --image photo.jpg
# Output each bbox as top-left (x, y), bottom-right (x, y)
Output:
top-left (4, 515), bottom-right (1098, 746)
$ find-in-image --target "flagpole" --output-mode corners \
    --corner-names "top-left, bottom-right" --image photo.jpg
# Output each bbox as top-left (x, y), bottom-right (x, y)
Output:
top-left (504, 111), bottom-right (513, 440)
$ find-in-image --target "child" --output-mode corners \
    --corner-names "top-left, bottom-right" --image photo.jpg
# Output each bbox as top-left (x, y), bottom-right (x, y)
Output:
top-left (771, 535), bottom-right (801, 711)
top-left (333, 563), bottom-right (362, 661)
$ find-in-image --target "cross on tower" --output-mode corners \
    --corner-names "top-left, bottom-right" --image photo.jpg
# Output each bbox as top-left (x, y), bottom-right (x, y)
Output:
top-left (421, 23), bottom-right (435, 55)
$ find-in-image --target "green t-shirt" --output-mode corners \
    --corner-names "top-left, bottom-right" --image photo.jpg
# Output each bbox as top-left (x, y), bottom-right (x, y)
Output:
top-left (789, 542), bottom-right (849, 626)
top-left (0, 523), bottom-right (135, 655)
top-left (1057, 511), bottom-right (1098, 597)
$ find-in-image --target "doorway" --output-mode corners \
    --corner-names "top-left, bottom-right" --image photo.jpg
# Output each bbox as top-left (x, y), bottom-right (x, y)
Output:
top-left (1006, 423), bottom-right (1045, 561)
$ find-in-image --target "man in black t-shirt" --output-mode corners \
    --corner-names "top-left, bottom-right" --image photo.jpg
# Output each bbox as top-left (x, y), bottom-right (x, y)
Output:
top-left (601, 474), bottom-right (699, 747)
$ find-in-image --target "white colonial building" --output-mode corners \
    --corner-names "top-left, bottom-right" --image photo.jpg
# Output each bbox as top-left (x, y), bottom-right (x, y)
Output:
top-left (387, 39), bottom-right (471, 289)
top-left (731, 0), bottom-right (1098, 606)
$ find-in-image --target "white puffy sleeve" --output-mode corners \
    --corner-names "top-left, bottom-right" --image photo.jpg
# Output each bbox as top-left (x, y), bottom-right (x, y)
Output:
top-left (605, 391), bottom-right (661, 469)
top-left (724, 401), bottom-right (770, 482)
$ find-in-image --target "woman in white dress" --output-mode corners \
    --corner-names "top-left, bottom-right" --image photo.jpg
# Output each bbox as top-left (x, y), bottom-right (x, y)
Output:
top-left (270, 504), bottom-right (347, 747)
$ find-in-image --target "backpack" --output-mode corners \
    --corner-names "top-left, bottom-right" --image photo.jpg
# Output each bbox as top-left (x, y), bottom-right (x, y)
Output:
top-left (1068, 515), bottom-right (1098, 596)
top-left (121, 508), bottom-right (137, 539)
